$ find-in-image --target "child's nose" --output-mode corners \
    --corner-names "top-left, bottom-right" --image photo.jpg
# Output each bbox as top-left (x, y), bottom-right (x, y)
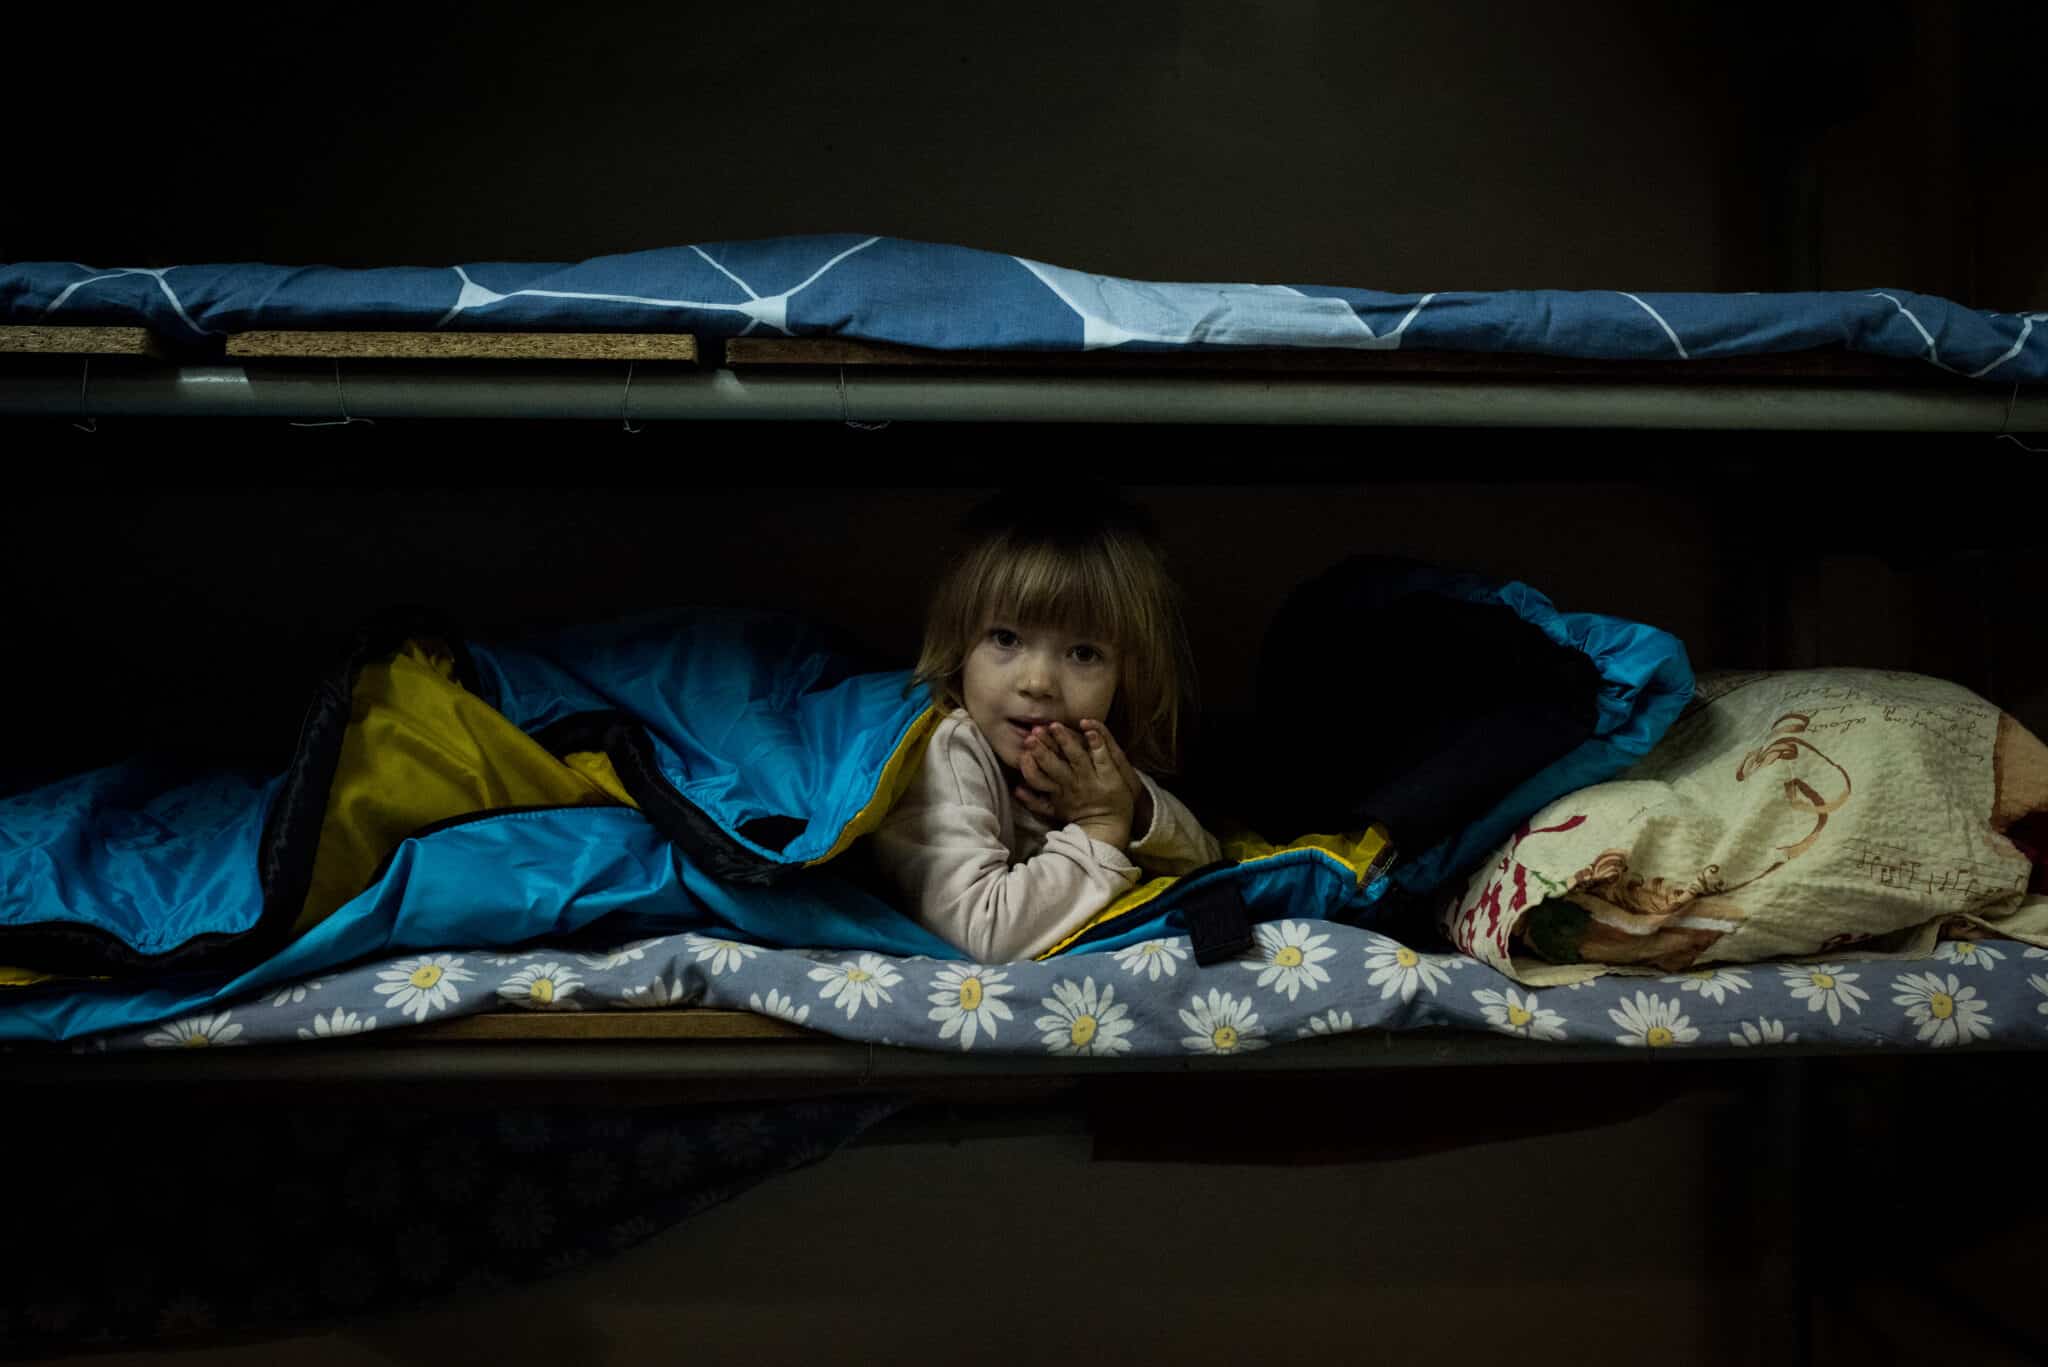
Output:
top-left (1017, 651), bottom-right (1058, 696)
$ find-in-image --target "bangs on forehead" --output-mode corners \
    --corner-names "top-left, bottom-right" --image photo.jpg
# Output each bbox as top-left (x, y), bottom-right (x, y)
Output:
top-left (979, 538), bottom-right (1122, 643)
top-left (914, 490), bottom-right (1189, 773)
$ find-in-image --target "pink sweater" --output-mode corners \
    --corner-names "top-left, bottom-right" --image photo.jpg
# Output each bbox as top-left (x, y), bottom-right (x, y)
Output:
top-left (871, 710), bottom-right (1223, 962)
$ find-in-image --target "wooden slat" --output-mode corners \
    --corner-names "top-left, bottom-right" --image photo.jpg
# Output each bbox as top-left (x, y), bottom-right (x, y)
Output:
top-left (406, 1007), bottom-right (815, 1043)
top-left (225, 331), bottom-right (698, 362)
top-left (724, 336), bottom-right (1946, 383)
top-left (0, 325), bottom-right (163, 357)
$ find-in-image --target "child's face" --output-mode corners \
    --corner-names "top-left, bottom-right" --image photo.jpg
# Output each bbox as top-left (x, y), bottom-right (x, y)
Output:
top-left (960, 620), bottom-right (1119, 772)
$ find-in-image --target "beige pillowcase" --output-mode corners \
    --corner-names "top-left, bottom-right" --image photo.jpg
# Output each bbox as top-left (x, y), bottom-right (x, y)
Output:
top-left (1440, 670), bottom-right (2048, 986)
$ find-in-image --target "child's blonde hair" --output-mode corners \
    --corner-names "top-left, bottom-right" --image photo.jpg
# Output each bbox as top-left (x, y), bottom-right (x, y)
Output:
top-left (912, 490), bottom-right (1194, 774)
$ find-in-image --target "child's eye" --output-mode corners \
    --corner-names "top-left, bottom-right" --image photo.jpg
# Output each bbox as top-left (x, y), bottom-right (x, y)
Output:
top-left (988, 628), bottom-right (1021, 649)
top-left (1069, 644), bottom-right (1105, 664)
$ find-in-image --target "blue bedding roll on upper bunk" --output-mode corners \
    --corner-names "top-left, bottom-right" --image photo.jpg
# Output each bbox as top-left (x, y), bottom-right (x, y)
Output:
top-left (4, 234), bottom-right (2041, 380)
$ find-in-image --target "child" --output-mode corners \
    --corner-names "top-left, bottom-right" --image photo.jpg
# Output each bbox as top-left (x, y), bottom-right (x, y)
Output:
top-left (872, 492), bottom-right (1222, 961)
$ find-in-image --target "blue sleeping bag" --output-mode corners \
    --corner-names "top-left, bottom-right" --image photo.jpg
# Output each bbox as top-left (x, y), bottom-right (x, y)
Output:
top-left (0, 590), bottom-right (1691, 1041)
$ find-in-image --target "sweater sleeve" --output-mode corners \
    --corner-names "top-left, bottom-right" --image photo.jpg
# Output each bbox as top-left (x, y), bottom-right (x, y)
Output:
top-left (1128, 771), bottom-right (1226, 875)
top-left (871, 719), bottom-right (1142, 962)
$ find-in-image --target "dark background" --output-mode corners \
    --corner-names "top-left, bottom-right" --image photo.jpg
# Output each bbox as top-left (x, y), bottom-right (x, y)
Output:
top-left (9, 0), bottom-right (2045, 303)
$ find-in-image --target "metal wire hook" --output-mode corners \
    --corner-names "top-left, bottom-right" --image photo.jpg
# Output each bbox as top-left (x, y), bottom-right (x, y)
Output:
top-left (289, 359), bottom-right (376, 428)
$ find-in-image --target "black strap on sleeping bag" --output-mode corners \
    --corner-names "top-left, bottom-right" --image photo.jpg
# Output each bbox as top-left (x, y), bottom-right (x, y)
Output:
top-left (1173, 861), bottom-right (1256, 966)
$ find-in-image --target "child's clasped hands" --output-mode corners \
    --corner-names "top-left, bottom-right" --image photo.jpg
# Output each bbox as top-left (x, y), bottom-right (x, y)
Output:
top-left (1012, 720), bottom-right (1154, 850)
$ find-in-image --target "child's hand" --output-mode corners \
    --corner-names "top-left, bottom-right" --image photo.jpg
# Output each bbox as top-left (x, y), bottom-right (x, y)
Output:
top-left (1014, 720), bottom-right (1147, 849)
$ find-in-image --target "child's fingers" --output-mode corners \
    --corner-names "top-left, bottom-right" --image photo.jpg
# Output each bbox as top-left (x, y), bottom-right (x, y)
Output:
top-left (1013, 784), bottom-right (1056, 819)
top-left (1048, 724), bottom-right (1092, 768)
top-left (1085, 721), bottom-right (1145, 795)
top-left (1054, 725), bottom-right (1120, 798)
top-left (1025, 734), bottom-right (1074, 786)
top-left (1019, 749), bottom-right (1059, 793)
top-left (1077, 721), bottom-right (1123, 784)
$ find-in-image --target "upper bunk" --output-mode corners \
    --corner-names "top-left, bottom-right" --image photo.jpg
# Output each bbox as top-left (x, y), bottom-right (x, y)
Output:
top-left (1, 235), bottom-right (2042, 432)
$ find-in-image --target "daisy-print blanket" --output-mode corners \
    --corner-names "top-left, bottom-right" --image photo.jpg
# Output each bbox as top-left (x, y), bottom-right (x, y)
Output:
top-left (3, 1092), bottom-right (902, 1355)
top-left (78, 920), bottom-right (2048, 1056)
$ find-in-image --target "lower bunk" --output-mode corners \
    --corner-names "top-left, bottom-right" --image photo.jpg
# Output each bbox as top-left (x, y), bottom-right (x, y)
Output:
top-left (46, 916), bottom-right (2048, 1058)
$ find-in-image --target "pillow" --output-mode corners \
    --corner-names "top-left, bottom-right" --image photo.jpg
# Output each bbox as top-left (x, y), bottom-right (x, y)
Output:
top-left (1441, 670), bottom-right (2048, 985)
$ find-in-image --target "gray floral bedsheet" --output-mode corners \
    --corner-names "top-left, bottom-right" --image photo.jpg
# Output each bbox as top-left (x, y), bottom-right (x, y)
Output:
top-left (77, 920), bottom-right (2048, 1056)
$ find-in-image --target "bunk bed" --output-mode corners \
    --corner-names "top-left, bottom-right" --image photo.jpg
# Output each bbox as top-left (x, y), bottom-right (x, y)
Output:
top-left (2, 233), bottom-right (2043, 1355)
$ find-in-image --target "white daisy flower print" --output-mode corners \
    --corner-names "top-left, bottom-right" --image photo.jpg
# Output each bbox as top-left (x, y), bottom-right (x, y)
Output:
top-left (1729, 1018), bottom-right (1799, 1047)
top-left (809, 953), bottom-right (902, 1018)
top-left (1473, 988), bottom-right (1567, 1041)
top-left (584, 1112), bottom-right (633, 1141)
top-left (483, 950), bottom-right (541, 966)
top-left (1113, 937), bottom-right (1189, 981)
top-left (1892, 971), bottom-right (1992, 1048)
top-left (25, 1294), bottom-right (83, 1334)
top-left (156, 1296), bottom-right (215, 1337)
top-left (682, 933), bottom-right (762, 977)
top-left (297, 1008), bottom-right (377, 1041)
top-left (497, 962), bottom-right (583, 1011)
top-left (374, 955), bottom-right (475, 1023)
top-left (344, 1155), bottom-right (403, 1220)
top-left (1239, 920), bottom-right (1336, 1001)
top-left (1296, 1008), bottom-right (1356, 1039)
top-left (1609, 992), bottom-right (1699, 1048)
top-left (1036, 977), bottom-right (1135, 1057)
top-left (623, 975), bottom-right (695, 1008)
top-left (489, 1175), bottom-right (556, 1251)
top-left (1933, 940), bottom-right (2006, 972)
top-left (319, 1249), bottom-right (379, 1308)
top-left (578, 937), bottom-right (670, 971)
top-left (421, 1134), bottom-right (483, 1202)
top-left (747, 988), bottom-right (812, 1026)
top-left (142, 1012), bottom-right (244, 1048)
top-left (566, 1151), bottom-right (621, 1208)
top-left (2031, 974), bottom-right (2048, 1015)
top-left (635, 1131), bottom-right (695, 1189)
top-left (393, 1223), bottom-right (451, 1287)
top-left (1779, 964), bottom-right (1870, 1026)
top-left (926, 964), bottom-right (1016, 1050)
top-left (2025, 947), bottom-right (2048, 960)
top-left (270, 977), bottom-right (325, 1008)
top-left (711, 1112), bottom-right (776, 1163)
top-left (1660, 967), bottom-right (1752, 1005)
top-left (497, 1109), bottom-right (553, 1152)
top-left (1178, 988), bottom-right (1268, 1056)
top-left (1362, 934), bottom-right (1452, 1003)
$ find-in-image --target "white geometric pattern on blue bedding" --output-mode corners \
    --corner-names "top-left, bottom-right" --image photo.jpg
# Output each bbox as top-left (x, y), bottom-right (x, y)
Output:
top-left (6, 235), bottom-right (2042, 381)
top-left (77, 922), bottom-right (2048, 1055)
